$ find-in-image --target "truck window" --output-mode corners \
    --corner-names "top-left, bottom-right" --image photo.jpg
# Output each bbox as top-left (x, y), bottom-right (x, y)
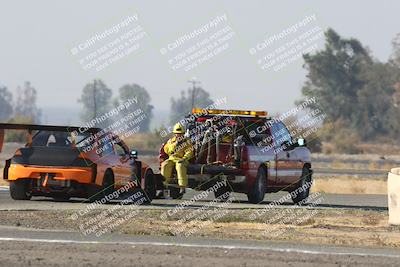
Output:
top-left (240, 120), bottom-right (273, 146)
top-left (271, 122), bottom-right (292, 148)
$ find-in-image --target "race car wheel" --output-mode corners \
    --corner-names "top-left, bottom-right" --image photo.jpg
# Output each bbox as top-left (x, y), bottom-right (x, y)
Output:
top-left (52, 193), bottom-right (70, 201)
top-left (10, 179), bottom-right (32, 200)
top-left (214, 181), bottom-right (231, 202)
top-left (247, 167), bottom-right (267, 204)
top-left (291, 167), bottom-right (312, 205)
top-left (144, 169), bottom-right (156, 202)
top-left (120, 170), bottom-right (153, 205)
top-left (86, 170), bottom-right (114, 202)
top-left (123, 188), bottom-right (150, 205)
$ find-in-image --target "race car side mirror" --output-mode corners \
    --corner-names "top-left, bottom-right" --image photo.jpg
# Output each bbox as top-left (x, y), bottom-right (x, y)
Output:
top-left (130, 150), bottom-right (138, 159)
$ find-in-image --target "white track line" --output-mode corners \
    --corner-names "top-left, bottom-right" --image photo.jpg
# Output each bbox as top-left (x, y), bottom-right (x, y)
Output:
top-left (0, 237), bottom-right (399, 258)
top-left (0, 186), bottom-right (9, 192)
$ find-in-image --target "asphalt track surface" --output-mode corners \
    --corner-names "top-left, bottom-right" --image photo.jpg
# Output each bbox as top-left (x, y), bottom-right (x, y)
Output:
top-left (0, 188), bottom-right (394, 266)
top-left (0, 227), bottom-right (399, 266)
top-left (0, 188), bottom-right (388, 211)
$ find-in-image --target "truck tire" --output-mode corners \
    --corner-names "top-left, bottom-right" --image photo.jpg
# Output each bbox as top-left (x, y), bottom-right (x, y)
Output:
top-left (247, 167), bottom-right (267, 204)
top-left (214, 181), bottom-right (231, 202)
top-left (10, 179), bottom-right (32, 200)
top-left (291, 167), bottom-right (312, 205)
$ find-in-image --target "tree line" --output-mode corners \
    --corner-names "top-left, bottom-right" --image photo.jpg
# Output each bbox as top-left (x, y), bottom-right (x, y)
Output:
top-left (2, 27), bottom-right (399, 149)
top-left (297, 28), bottom-right (400, 152)
top-left (0, 81), bottom-right (41, 124)
top-left (0, 80), bottom-right (214, 132)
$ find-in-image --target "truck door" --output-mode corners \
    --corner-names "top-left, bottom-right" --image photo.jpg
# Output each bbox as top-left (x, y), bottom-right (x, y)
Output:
top-left (271, 122), bottom-right (302, 186)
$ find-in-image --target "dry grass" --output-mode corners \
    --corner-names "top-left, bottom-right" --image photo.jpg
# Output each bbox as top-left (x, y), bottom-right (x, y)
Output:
top-left (1, 208), bottom-right (399, 249)
top-left (311, 177), bottom-right (387, 195)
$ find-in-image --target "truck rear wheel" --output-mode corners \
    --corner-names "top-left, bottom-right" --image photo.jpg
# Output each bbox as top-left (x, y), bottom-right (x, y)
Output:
top-left (247, 167), bottom-right (267, 204)
top-left (10, 179), bottom-right (32, 200)
top-left (291, 167), bottom-right (312, 205)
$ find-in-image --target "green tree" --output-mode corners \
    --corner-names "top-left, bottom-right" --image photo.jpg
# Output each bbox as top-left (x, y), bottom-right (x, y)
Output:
top-left (0, 85), bottom-right (13, 122)
top-left (14, 81), bottom-right (41, 123)
top-left (355, 62), bottom-right (400, 139)
top-left (298, 28), bottom-right (371, 123)
top-left (389, 33), bottom-right (400, 108)
top-left (78, 79), bottom-right (112, 124)
top-left (115, 84), bottom-right (153, 132)
top-left (390, 33), bottom-right (400, 68)
top-left (170, 87), bottom-right (213, 124)
top-left (298, 28), bottom-right (400, 142)
top-left (5, 115), bottom-right (34, 142)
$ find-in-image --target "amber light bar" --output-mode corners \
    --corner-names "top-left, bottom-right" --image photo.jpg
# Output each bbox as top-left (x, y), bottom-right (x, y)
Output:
top-left (192, 108), bottom-right (268, 117)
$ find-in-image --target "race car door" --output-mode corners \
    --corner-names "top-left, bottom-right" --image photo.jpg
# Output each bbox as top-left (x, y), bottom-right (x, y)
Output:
top-left (271, 121), bottom-right (303, 186)
top-left (112, 141), bottom-right (133, 187)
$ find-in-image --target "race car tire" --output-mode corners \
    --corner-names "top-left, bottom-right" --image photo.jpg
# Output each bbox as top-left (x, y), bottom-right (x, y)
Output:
top-left (122, 188), bottom-right (150, 205)
top-left (247, 167), bottom-right (267, 204)
top-left (10, 179), bottom-right (32, 200)
top-left (291, 167), bottom-right (312, 205)
top-left (144, 169), bottom-right (156, 202)
top-left (86, 170), bottom-right (114, 202)
top-left (52, 193), bottom-right (70, 201)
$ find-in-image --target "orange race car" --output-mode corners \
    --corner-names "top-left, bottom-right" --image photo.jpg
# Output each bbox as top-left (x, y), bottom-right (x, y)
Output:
top-left (0, 123), bottom-right (157, 202)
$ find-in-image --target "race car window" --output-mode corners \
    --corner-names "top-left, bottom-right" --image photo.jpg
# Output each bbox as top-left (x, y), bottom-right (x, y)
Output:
top-left (100, 140), bottom-right (114, 156)
top-left (115, 142), bottom-right (128, 156)
top-left (32, 131), bottom-right (71, 147)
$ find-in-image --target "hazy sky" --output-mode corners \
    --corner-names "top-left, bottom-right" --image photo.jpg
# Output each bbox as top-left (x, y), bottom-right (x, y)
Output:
top-left (1, 0), bottom-right (399, 124)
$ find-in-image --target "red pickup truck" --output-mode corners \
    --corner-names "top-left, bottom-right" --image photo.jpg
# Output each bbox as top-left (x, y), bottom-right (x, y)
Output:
top-left (158, 109), bottom-right (312, 204)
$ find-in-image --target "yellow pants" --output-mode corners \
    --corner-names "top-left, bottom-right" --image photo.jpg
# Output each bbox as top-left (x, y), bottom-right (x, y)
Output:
top-left (161, 158), bottom-right (188, 187)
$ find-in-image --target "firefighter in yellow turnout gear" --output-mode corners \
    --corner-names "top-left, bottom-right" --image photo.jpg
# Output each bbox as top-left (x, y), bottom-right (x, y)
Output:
top-left (161, 123), bottom-right (193, 187)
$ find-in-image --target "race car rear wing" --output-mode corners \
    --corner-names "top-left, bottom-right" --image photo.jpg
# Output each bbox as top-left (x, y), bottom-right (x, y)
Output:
top-left (0, 123), bottom-right (101, 153)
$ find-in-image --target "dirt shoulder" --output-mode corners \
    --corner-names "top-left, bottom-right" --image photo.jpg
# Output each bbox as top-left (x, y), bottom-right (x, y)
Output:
top-left (1, 207), bottom-right (399, 249)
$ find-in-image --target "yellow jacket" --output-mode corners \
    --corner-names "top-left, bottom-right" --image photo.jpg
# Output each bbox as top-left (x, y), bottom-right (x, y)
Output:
top-left (164, 136), bottom-right (193, 161)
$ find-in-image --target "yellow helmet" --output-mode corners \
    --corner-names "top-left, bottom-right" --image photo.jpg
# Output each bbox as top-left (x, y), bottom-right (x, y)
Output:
top-left (173, 123), bottom-right (185, 134)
